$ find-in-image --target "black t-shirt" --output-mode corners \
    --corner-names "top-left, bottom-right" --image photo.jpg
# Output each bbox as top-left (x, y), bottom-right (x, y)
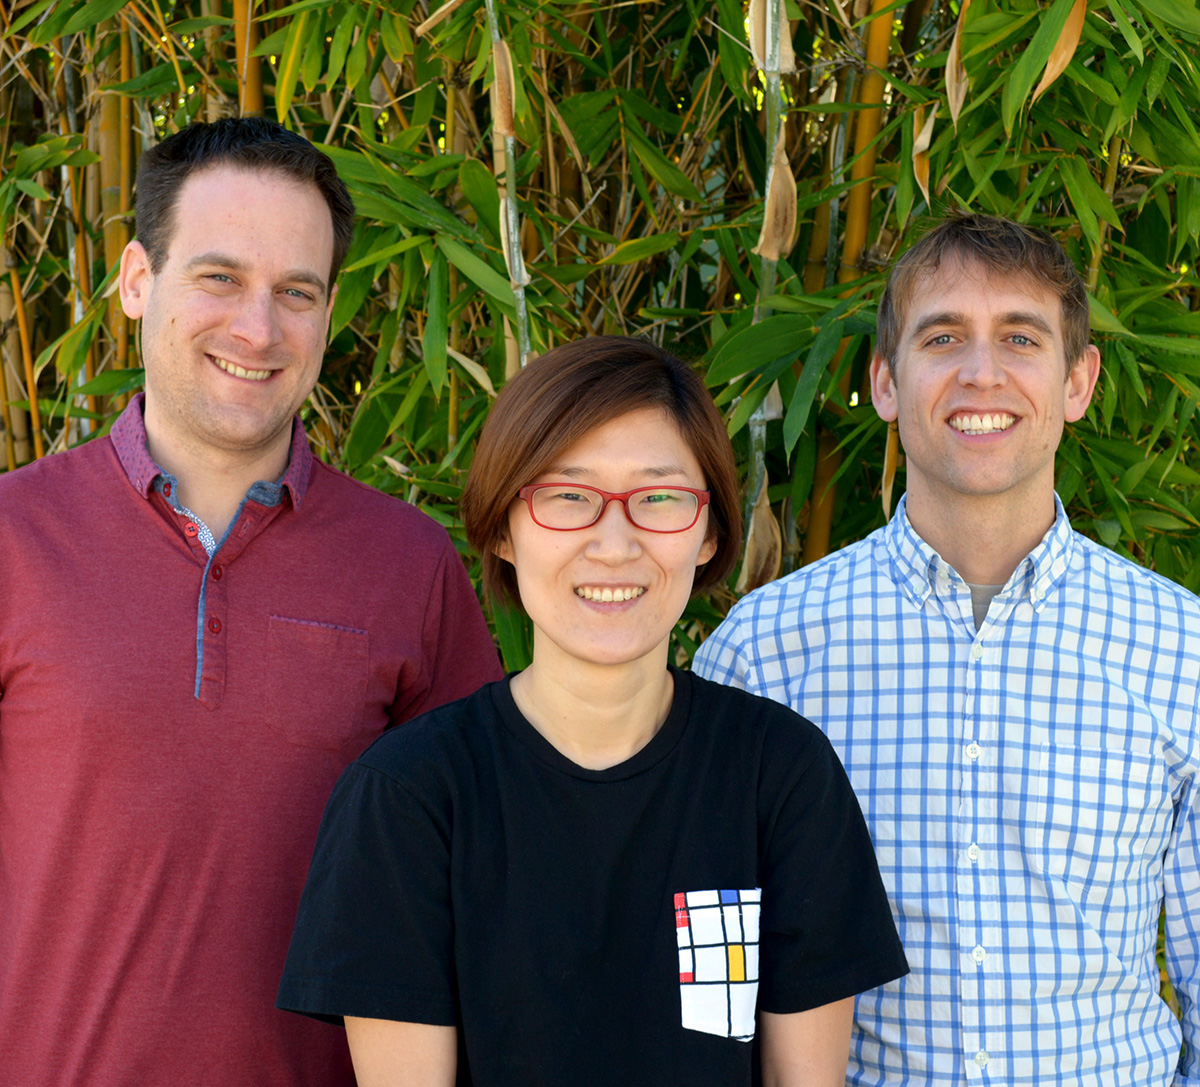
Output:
top-left (278, 669), bottom-right (906, 1086)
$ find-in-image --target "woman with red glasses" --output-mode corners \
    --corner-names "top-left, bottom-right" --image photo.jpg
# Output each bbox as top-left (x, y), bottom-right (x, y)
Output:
top-left (278, 336), bottom-right (906, 1086)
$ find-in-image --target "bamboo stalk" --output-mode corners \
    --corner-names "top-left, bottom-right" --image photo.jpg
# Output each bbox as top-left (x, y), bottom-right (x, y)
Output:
top-left (1087, 134), bottom-right (1124, 294)
top-left (233, 0), bottom-right (265, 116)
top-left (803, 2), bottom-right (892, 565)
top-left (8, 265), bottom-right (44, 460)
top-left (0, 281), bottom-right (15, 470)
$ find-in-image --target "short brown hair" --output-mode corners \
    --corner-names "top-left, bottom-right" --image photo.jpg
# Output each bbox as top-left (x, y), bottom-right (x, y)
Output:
top-left (876, 213), bottom-right (1090, 372)
top-left (135, 117), bottom-right (354, 290)
top-left (461, 336), bottom-right (742, 608)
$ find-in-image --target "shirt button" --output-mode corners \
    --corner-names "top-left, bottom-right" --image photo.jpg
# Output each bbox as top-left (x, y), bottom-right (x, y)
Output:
top-left (975, 1050), bottom-right (989, 1068)
top-left (208, 618), bottom-right (222, 634)
top-left (212, 565), bottom-right (223, 580)
top-left (971, 642), bottom-right (984, 659)
top-left (967, 843), bottom-right (980, 862)
top-left (965, 742), bottom-right (982, 760)
top-left (185, 522), bottom-right (199, 537)
top-left (972, 946), bottom-right (987, 963)
top-left (163, 482), bottom-right (172, 497)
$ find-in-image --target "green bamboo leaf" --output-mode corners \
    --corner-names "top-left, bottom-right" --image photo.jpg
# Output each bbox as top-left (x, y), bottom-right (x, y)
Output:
top-left (1001, 0), bottom-right (1081, 135)
top-left (301, 17), bottom-right (325, 92)
top-left (491, 601), bottom-right (533, 671)
top-left (1089, 295), bottom-right (1133, 335)
top-left (783, 320), bottom-right (842, 456)
top-left (423, 250), bottom-right (449, 394)
top-left (71, 369), bottom-right (146, 398)
top-left (706, 314), bottom-right (813, 385)
top-left (1059, 156), bottom-right (1102, 250)
top-left (6, 0), bottom-right (57, 37)
top-left (61, 0), bottom-right (128, 35)
top-left (458, 159), bottom-right (501, 241)
top-left (1105, 0), bottom-right (1144, 63)
top-left (346, 23), bottom-right (370, 89)
top-left (14, 178), bottom-right (51, 200)
top-left (103, 65), bottom-right (179, 97)
top-left (275, 10), bottom-right (311, 123)
top-left (1145, 51), bottom-right (1173, 107)
top-left (169, 16), bottom-right (233, 33)
top-left (595, 232), bottom-right (679, 266)
top-left (434, 235), bottom-right (516, 312)
top-left (1138, 0), bottom-right (1200, 34)
top-left (341, 235), bottom-right (425, 273)
top-left (626, 128), bottom-right (702, 202)
top-left (327, 10), bottom-right (356, 87)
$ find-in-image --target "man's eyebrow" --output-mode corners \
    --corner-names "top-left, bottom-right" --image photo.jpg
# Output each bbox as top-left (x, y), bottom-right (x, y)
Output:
top-left (998, 311), bottom-right (1054, 335)
top-left (184, 253), bottom-right (329, 298)
top-left (908, 312), bottom-right (964, 342)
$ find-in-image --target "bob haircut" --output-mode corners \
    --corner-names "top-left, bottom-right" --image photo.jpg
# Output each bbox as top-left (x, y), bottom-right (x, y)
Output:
top-left (876, 212), bottom-right (1090, 374)
top-left (461, 336), bottom-right (742, 608)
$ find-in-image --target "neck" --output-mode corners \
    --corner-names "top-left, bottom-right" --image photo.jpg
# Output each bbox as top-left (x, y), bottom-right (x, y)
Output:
top-left (142, 407), bottom-right (291, 540)
top-left (903, 483), bottom-right (1057, 585)
top-left (510, 644), bottom-right (675, 771)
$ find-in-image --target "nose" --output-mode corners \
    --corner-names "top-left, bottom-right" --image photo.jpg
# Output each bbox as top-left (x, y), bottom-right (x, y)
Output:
top-left (958, 339), bottom-right (1006, 388)
top-left (585, 497), bottom-right (641, 560)
top-left (228, 289), bottom-right (282, 351)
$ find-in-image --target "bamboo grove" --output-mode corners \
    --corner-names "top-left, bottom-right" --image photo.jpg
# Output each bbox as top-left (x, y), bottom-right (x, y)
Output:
top-left (2, 0), bottom-right (1200, 670)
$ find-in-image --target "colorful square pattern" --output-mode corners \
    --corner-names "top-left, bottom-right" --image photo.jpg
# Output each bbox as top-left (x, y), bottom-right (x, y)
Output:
top-left (674, 888), bottom-right (761, 1041)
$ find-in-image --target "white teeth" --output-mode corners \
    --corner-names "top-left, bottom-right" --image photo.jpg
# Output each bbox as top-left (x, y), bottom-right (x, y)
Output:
top-left (214, 357), bottom-right (271, 381)
top-left (951, 412), bottom-right (1014, 435)
top-left (575, 586), bottom-right (645, 602)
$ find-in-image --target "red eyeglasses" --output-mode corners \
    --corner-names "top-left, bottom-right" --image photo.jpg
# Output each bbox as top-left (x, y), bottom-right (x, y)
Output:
top-left (517, 484), bottom-right (711, 532)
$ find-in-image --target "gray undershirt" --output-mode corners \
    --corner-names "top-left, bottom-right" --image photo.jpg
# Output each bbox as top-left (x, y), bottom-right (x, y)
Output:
top-left (965, 582), bottom-right (1005, 630)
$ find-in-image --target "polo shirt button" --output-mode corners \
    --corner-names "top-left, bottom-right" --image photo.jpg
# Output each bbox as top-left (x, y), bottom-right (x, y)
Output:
top-left (972, 945), bottom-right (987, 963)
top-left (975, 1050), bottom-right (989, 1068)
top-left (185, 522), bottom-right (199, 537)
top-left (163, 482), bottom-right (172, 497)
top-left (971, 642), bottom-right (984, 659)
top-left (965, 742), bottom-right (981, 760)
top-left (967, 843), bottom-right (980, 862)
top-left (212, 565), bottom-right (223, 580)
top-left (208, 618), bottom-right (222, 634)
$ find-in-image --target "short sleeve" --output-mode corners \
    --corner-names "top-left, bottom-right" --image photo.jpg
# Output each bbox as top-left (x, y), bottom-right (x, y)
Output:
top-left (277, 762), bottom-right (458, 1026)
top-left (391, 540), bottom-right (502, 726)
top-left (757, 723), bottom-right (908, 1013)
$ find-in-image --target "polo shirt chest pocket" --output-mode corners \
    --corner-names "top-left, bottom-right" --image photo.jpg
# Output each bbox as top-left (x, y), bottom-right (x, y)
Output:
top-left (1032, 743), bottom-right (1169, 897)
top-left (264, 616), bottom-right (370, 751)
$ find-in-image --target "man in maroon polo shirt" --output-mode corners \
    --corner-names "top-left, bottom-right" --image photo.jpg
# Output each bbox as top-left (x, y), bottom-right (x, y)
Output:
top-left (0, 119), bottom-right (501, 1086)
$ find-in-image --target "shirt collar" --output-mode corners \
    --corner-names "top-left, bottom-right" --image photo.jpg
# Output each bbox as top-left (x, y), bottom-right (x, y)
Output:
top-left (111, 392), bottom-right (313, 509)
top-left (883, 492), bottom-right (1075, 613)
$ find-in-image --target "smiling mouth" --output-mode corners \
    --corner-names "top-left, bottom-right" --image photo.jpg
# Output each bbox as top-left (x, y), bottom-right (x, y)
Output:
top-left (213, 356), bottom-right (272, 382)
top-left (575, 586), bottom-right (645, 602)
top-left (949, 412), bottom-right (1015, 435)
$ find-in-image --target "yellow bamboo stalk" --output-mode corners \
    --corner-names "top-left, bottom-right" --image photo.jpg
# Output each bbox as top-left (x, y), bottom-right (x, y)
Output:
top-left (202, 0), bottom-right (227, 122)
top-left (8, 266), bottom-right (44, 460)
top-left (233, 0), bottom-right (265, 116)
top-left (0, 285), bottom-right (15, 470)
top-left (804, 0), bottom-right (893, 565)
top-left (1087, 135), bottom-right (1124, 294)
top-left (100, 18), bottom-right (128, 386)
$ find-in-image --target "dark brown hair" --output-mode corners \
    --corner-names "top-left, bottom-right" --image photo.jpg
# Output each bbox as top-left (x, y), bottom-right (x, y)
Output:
top-left (134, 117), bottom-right (355, 290)
top-left (461, 336), bottom-right (742, 608)
top-left (876, 213), bottom-right (1090, 372)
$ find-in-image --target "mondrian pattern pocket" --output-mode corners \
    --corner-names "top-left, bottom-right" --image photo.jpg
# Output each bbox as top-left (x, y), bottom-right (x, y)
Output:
top-left (674, 888), bottom-right (761, 1041)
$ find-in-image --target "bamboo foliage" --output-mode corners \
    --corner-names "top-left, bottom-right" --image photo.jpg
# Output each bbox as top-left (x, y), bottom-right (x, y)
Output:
top-left (0, 0), bottom-right (1198, 652)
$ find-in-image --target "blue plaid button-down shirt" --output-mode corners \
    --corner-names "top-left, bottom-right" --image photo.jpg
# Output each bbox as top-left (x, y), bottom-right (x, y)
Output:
top-left (694, 495), bottom-right (1200, 1086)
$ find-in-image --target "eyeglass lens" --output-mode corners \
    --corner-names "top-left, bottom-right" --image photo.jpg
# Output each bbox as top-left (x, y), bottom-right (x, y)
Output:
top-left (532, 486), bottom-right (699, 531)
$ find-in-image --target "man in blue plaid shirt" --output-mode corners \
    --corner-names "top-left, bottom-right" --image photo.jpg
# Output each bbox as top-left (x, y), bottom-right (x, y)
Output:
top-left (695, 214), bottom-right (1200, 1085)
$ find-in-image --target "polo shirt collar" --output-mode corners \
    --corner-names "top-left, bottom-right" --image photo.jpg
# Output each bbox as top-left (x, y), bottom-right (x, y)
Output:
top-left (111, 392), bottom-right (313, 509)
top-left (883, 491), bottom-right (1075, 613)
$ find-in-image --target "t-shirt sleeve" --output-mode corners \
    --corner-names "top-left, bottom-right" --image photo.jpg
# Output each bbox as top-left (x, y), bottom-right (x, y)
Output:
top-left (390, 537), bottom-right (503, 726)
top-left (277, 760), bottom-right (458, 1026)
top-left (756, 719), bottom-right (908, 1014)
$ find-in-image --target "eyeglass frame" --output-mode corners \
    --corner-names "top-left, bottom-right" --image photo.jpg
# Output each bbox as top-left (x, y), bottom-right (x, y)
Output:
top-left (516, 483), bottom-right (712, 533)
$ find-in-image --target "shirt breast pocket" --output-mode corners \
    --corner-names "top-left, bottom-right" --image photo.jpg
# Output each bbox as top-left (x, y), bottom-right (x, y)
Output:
top-left (264, 615), bottom-right (370, 751)
top-left (1035, 743), bottom-right (1169, 897)
top-left (674, 889), bottom-right (761, 1042)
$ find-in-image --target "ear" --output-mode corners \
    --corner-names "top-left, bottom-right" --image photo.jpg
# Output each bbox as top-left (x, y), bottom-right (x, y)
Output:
top-left (869, 352), bottom-right (899, 423)
top-left (119, 241), bottom-right (152, 320)
top-left (493, 536), bottom-right (514, 565)
top-left (1064, 344), bottom-right (1101, 423)
top-left (696, 534), bottom-right (718, 568)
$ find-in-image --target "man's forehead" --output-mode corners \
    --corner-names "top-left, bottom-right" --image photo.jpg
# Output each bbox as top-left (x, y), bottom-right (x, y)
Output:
top-left (900, 258), bottom-right (1060, 328)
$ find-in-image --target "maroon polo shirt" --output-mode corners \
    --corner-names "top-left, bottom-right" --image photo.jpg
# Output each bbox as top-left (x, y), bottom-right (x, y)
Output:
top-left (0, 396), bottom-right (501, 1086)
